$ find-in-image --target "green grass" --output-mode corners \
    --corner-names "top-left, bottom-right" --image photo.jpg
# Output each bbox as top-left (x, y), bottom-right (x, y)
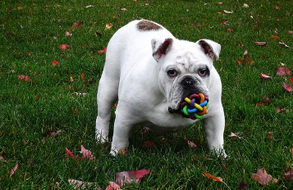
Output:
top-left (1, 0), bottom-right (293, 189)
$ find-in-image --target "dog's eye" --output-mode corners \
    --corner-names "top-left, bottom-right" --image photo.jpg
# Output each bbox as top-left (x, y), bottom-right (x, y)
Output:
top-left (167, 69), bottom-right (178, 77)
top-left (198, 69), bottom-right (208, 76)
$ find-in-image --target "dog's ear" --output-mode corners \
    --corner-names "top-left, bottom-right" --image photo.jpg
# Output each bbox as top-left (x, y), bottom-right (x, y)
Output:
top-left (151, 38), bottom-right (173, 61)
top-left (197, 39), bottom-right (221, 60)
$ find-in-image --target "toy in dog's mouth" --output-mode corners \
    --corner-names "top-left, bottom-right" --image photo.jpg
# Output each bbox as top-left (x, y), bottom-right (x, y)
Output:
top-left (170, 93), bottom-right (209, 120)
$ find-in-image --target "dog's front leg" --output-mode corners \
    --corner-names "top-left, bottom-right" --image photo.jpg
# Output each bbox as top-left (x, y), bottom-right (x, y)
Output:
top-left (109, 108), bottom-right (136, 156)
top-left (203, 106), bottom-right (226, 157)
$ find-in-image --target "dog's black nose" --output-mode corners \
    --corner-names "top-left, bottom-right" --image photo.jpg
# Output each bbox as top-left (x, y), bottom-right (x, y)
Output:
top-left (182, 76), bottom-right (195, 87)
top-left (168, 107), bottom-right (176, 113)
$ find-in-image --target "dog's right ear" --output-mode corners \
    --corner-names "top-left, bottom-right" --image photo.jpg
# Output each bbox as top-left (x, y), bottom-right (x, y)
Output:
top-left (151, 38), bottom-right (173, 61)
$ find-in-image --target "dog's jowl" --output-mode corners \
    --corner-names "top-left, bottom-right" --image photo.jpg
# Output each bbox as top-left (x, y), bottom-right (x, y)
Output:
top-left (96, 19), bottom-right (226, 157)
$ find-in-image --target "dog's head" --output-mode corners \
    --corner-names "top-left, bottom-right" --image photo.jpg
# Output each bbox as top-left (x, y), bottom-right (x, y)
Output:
top-left (151, 38), bottom-right (221, 114)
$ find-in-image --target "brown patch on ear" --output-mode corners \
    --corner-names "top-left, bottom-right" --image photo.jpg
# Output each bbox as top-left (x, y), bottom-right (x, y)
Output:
top-left (153, 38), bottom-right (173, 59)
top-left (137, 20), bottom-right (162, 31)
top-left (199, 40), bottom-right (214, 59)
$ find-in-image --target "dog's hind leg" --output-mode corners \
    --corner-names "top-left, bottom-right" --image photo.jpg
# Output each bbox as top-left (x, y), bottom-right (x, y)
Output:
top-left (95, 52), bottom-right (120, 143)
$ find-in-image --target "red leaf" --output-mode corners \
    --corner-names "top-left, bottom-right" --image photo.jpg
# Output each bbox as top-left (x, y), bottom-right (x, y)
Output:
top-left (143, 141), bottom-right (154, 148)
top-left (238, 182), bottom-right (250, 189)
top-left (271, 35), bottom-right (280, 40)
top-left (227, 28), bottom-right (233, 32)
top-left (221, 21), bottom-right (228, 25)
top-left (275, 66), bottom-right (291, 76)
top-left (243, 49), bottom-right (248, 56)
top-left (184, 138), bottom-right (197, 147)
top-left (290, 77), bottom-right (293, 83)
top-left (43, 130), bottom-right (61, 137)
top-left (115, 169), bottom-right (150, 186)
top-left (105, 181), bottom-right (121, 190)
top-left (275, 5), bottom-right (280, 10)
top-left (97, 48), bottom-right (107, 54)
top-left (276, 107), bottom-right (285, 113)
top-left (283, 82), bottom-right (293, 92)
top-left (79, 145), bottom-right (96, 160)
top-left (72, 109), bottom-right (78, 115)
top-left (254, 42), bottom-right (267, 46)
top-left (237, 59), bottom-right (243, 65)
top-left (65, 149), bottom-right (74, 158)
top-left (260, 72), bottom-right (271, 78)
top-left (52, 60), bottom-right (60, 67)
top-left (285, 169), bottom-right (293, 181)
top-left (18, 75), bottom-right (32, 82)
top-left (9, 163), bottom-right (18, 178)
top-left (72, 22), bottom-right (83, 29)
top-left (58, 44), bottom-right (69, 50)
top-left (252, 168), bottom-right (278, 185)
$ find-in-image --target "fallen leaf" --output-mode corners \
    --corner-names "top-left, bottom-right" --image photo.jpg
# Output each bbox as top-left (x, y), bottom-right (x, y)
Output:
top-left (0, 156), bottom-right (4, 161)
top-left (9, 163), bottom-right (18, 178)
top-left (252, 168), bottom-right (278, 185)
top-left (289, 31), bottom-right (293, 34)
top-left (227, 28), bottom-right (233, 32)
top-left (271, 35), bottom-right (280, 40)
top-left (237, 59), bottom-right (243, 65)
top-left (228, 132), bottom-right (243, 139)
top-left (224, 10), bottom-right (233, 14)
top-left (245, 57), bottom-right (253, 66)
top-left (118, 148), bottom-right (127, 156)
top-left (143, 141), bottom-right (154, 148)
top-left (285, 169), bottom-right (293, 181)
top-left (72, 109), bottom-right (78, 115)
top-left (279, 42), bottom-right (290, 48)
top-left (283, 83), bottom-right (292, 92)
top-left (68, 179), bottom-right (95, 189)
top-left (184, 138), bottom-right (197, 148)
top-left (80, 145), bottom-right (96, 160)
top-left (75, 92), bottom-right (87, 96)
top-left (290, 77), bottom-right (293, 83)
top-left (254, 42), bottom-right (267, 46)
top-left (221, 21), bottom-right (228, 25)
top-left (243, 3), bottom-right (249, 8)
top-left (52, 60), bottom-right (60, 67)
top-left (265, 132), bottom-right (273, 140)
top-left (275, 5), bottom-right (280, 10)
top-left (105, 181), bottom-right (121, 190)
top-left (65, 31), bottom-right (72, 36)
top-left (18, 75), bottom-right (32, 82)
top-left (243, 49), bottom-right (248, 56)
top-left (120, 8), bottom-right (127, 11)
top-left (202, 172), bottom-right (230, 188)
top-left (43, 130), bottom-right (61, 137)
top-left (238, 182), bottom-right (250, 189)
top-left (79, 73), bottom-right (85, 80)
top-left (115, 169), bottom-right (150, 186)
top-left (97, 48), bottom-right (107, 54)
top-left (260, 72), bottom-right (271, 78)
top-left (202, 172), bottom-right (223, 182)
top-left (65, 149), bottom-right (75, 158)
top-left (72, 22), bottom-right (83, 29)
top-left (58, 44), bottom-right (69, 50)
top-left (105, 23), bottom-right (113, 30)
top-left (275, 66), bottom-right (291, 76)
top-left (85, 5), bottom-right (94, 8)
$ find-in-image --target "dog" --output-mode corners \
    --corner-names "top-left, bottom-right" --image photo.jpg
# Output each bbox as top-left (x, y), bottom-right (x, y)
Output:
top-left (95, 19), bottom-right (226, 157)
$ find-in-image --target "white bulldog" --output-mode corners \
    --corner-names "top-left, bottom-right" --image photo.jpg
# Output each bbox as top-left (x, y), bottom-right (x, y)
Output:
top-left (95, 19), bottom-right (226, 157)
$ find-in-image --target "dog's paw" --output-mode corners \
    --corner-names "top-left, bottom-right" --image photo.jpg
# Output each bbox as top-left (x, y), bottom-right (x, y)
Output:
top-left (96, 133), bottom-right (108, 143)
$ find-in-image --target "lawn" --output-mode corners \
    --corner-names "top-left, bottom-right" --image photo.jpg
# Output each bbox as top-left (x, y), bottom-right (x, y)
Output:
top-left (1, 0), bottom-right (293, 189)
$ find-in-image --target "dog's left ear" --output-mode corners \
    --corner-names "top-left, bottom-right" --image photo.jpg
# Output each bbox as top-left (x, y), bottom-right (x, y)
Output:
top-left (197, 39), bottom-right (221, 60)
top-left (151, 38), bottom-right (173, 61)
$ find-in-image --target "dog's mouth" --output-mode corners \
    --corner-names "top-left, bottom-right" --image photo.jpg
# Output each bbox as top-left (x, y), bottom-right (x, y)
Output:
top-left (168, 93), bottom-right (209, 120)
